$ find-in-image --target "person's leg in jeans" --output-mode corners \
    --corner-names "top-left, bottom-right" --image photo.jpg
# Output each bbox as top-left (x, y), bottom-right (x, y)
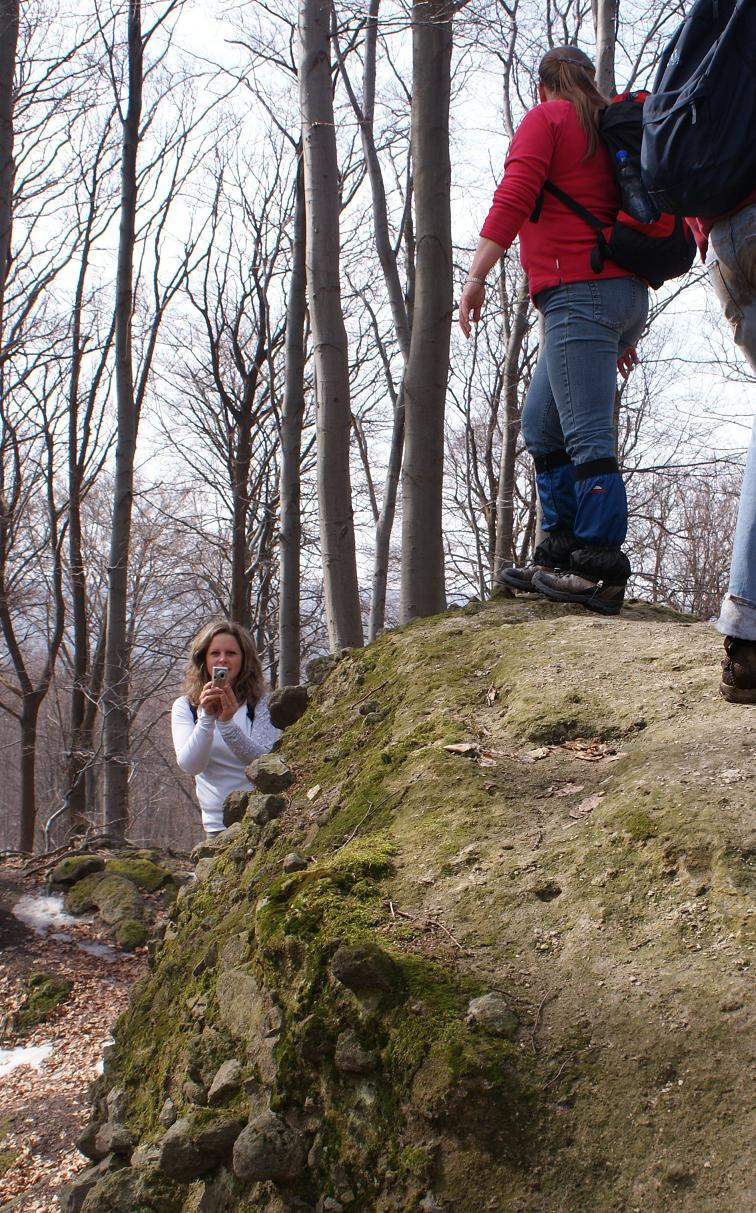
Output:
top-left (529, 277), bottom-right (648, 613)
top-left (708, 203), bottom-right (756, 700)
top-left (500, 347), bottom-right (578, 590)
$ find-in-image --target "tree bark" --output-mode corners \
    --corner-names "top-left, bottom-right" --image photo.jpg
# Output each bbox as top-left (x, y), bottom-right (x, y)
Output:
top-left (278, 154), bottom-right (307, 685)
top-left (594, 0), bottom-right (618, 97)
top-left (298, 0), bottom-right (362, 651)
top-left (103, 0), bottom-right (143, 839)
top-left (400, 0), bottom-right (453, 623)
top-left (494, 268), bottom-right (530, 576)
top-left (0, 0), bottom-right (17, 323)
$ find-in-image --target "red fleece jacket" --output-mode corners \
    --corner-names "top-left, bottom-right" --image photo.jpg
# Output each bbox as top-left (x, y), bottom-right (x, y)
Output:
top-left (480, 99), bottom-right (636, 300)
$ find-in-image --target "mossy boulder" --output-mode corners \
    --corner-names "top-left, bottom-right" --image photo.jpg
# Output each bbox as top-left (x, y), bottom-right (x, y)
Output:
top-left (48, 853), bottom-right (105, 890)
top-left (157, 1113), bottom-right (246, 1182)
top-left (64, 871), bottom-right (109, 915)
top-left (79, 1165), bottom-right (182, 1213)
top-left (113, 918), bottom-right (147, 951)
top-left (14, 971), bottom-right (72, 1031)
top-left (104, 856), bottom-right (173, 892)
top-left (89, 874), bottom-right (144, 926)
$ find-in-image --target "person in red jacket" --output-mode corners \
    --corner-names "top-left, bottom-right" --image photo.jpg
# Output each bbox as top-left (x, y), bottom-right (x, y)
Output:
top-left (459, 46), bottom-right (647, 615)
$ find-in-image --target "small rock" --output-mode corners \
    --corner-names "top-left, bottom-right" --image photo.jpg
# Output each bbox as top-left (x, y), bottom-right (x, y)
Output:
top-left (246, 754), bottom-right (294, 794)
top-left (158, 1098), bottom-right (177, 1128)
top-left (158, 1114), bottom-right (245, 1182)
top-left (113, 918), bottom-right (147, 951)
top-left (283, 852), bottom-right (308, 873)
top-left (93, 1123), bottom-right (136, 1159)
top-left (182, 1078), bottom-right (207, 1106)
top-left (362, 711), bottom-right (385, 725)
top-left (305, 653), bottom-right (340, 685)
top-left (130, 1142), bottom-right (161, 1168)
top-left (79, 1164), bottom-right (183, 1212)
top-left (58, 1156), bottom-right (125, 1213)
top-left (207, 1058), bottom-right (243, 1106)
top-left (186, 992), bottom-right (209, 1021)
top-left (232, 1111), bottom-right (306, 1182)
top-left (105, 1087), bottom-right (129, 1123)
top-left (334, 1030), bottom-right (377, 1074)
top-left (248, 793), bottom-right (287, 826)
top-left (223, 789), bottom-right (250, 828)
top-left (358, 700), bottom-right (381, 716)
top-left (193, 942), bottom-right (219, 978)
top-left (319, 1199), bottom-right (344, 1213)
top-left (268, 684), bottom-right (310, 729)
top-left (466, 993), bottom-right (520, 1040)
top-left (331, 943), bottom-right (402, 998)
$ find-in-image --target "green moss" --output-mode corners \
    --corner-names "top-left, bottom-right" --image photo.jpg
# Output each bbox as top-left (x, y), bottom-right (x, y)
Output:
top-left (622, 811), bottom-right (658, 842)
top-left (105, 856), bottom-right (173, 892)
top-left (15, 971), bottom-right (72, 1030)
top-left (64, 870), bottom-right (107, 914)
top-left (114, 918), bottom-right (147, 950)
top-left (0, 1148), bottom-right (19, 1177)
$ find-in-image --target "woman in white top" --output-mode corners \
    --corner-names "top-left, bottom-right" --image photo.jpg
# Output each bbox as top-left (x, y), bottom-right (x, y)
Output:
top-left (171, 619), bottom-right (282, 837)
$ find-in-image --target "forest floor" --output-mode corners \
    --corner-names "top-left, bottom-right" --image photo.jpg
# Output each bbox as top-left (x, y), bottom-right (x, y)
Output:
top-left (0, 858), bottom-right (147, 1212)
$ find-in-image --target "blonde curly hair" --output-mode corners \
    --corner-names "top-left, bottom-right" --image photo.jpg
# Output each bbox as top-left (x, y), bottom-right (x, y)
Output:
top-left (183, 619), bottom-right (265, 708)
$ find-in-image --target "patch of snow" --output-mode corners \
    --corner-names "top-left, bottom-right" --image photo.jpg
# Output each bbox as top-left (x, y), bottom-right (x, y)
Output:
top-left (0, 1043), bottom-right (54, 1078)
top-left (77, 940), bottom-right (118, 962)
top-left (12, 893), bottom-right (82, 936)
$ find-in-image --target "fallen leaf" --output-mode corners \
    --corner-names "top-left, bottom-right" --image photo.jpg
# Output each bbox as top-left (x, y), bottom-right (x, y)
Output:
top-left (569, 792), bottom-right (605, 818)
top-left (555, 782), bottom-right (585, 798)
top-left (443, 742), bottom-right (479, 757)
top-left (306, 784), bottom-right (322, 800)
top-left (519, 746), bottom-right (551, 763)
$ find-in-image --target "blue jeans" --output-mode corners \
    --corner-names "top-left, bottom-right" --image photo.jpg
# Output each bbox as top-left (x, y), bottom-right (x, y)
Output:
top-left (521, 277), bottom-right (649, 550)
top-left (709, 205), bottom-right (756, 640)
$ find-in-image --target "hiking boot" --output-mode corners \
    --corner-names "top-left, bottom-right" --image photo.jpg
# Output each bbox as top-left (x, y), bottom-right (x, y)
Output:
top-left (497, 529), bottom-right (575, 594)
top-left (531, 568), bottom-right (626, 616)
top-left (719, 636), bottom-right (756, 704)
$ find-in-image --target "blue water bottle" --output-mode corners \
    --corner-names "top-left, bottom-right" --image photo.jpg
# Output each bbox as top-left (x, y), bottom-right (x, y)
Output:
top-left (615, 150), bottom-right (659, 224)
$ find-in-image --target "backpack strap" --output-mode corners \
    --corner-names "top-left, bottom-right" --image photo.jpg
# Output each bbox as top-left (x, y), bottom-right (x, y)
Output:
top-left (531, 182), bottom-right (611, 274)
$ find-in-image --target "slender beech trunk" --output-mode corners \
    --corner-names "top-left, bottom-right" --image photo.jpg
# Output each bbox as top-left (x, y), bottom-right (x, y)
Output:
top-left (0, 0), bottom-right (17, 322)
top-left (298, 0), bottom-right (362, 651)
top-left (594, 0), bottom-right (618, 97)
top-left (103, 0), bottom-right (143, 839)
top-left (494, 268), bottom-right (530, 576)
top-left (400, 0), bottom-right (453, 623)
top-left (278, 155), bottom-right (307, 685)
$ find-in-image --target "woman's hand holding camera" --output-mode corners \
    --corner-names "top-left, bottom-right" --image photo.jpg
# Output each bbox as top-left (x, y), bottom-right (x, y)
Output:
top-left (198, 681), bottom-right (239, 721)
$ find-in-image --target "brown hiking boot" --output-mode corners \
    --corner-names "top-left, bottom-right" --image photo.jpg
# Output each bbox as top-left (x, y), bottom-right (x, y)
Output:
top-left (498, 562), bottom-right (551, 593)
top-left (719, 636), bottom-right (756, 704)
top-left (531, 569), bottom-right (626, 616)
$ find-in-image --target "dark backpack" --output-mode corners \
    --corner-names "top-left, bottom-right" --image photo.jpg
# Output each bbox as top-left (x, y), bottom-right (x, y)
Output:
top-left (188, 698), bottom-right (255, 724)
top-left (532, 92), bottom-right (696, 290)
top-left (641, 0), bottom-right (756, 217)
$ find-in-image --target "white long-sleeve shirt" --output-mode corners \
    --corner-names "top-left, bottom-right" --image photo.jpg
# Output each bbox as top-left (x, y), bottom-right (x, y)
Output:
top-left (171, 695), bottom-right (282, 834)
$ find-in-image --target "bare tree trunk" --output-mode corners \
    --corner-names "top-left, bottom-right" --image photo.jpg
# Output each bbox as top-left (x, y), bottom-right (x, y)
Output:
top-left (0, 0), bottom-right (19, 326)
top-left (494, 268), bottom-right (530, 576)
top-left (279, 155), bottom-right (307, 685)
top-left (594, 0), bottom-right (618, 96)
top-left (298, 0), bottom-right (362, 651)
top-left (103, 0), bottom-right (143, 839)
top-left (400, 0), bottom-right (453, 623)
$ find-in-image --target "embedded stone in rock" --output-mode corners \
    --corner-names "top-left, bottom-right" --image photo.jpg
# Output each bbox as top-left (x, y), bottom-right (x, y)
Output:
top-left (465, 993), bottom-right (520, 1040)
top-left (223, 789), bottom-right (250, 829)
top-left (93, 1122), bottom-right (136, 1158)
top-left (207, 1058), bottom-right (242, 1106)
top-left (48, 854), bottom-right (105, 890)
top-left (357, 699), bottom-right (381, 716)
top-left (215, 968), bottom-right (282, 1084)
top-left (232, 1110), bottom-right (306, 1182)
top-left (157, 1114), bottom-right (246, 1182)
top-left (79, 1164), bottom-right (184, 1213)
top-left (106, 1086), bottom-right (129, 1123)
top-left (334, 1029), bottom-right (378, 1074)
top-left (268, 683), bottom-right (310, 729)
top-left (182, 1078), bottom-right (207, 1106)
top-left (245, 754), bottom-right (294, 794)
top-left (158, 1098), bottom-right (177, 1128)
top-left (331, 942), bottom-right (402, 998)
top-left (248, 793), bottom-right (286, 826)
top-left (283, 852), bottom-right (307, 873)
top-left (58, 1155), bottom-right (126, 1213)
top-left (191, 824), bottom-right (243, 863)
top-left (305, 653), bottom-right (340, 685)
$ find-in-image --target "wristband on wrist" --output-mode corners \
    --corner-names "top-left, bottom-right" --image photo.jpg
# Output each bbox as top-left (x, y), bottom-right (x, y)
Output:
top-left (465, 274), bottom-right (486, 286)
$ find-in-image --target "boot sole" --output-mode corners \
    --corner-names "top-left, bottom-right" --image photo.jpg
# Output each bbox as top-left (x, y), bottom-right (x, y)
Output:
top-left (719, 682), bottom-right (756, 704)
top-left (497, 570), bottom-right (543, 593)
top-left (531, 575), bottom-right (623, 616)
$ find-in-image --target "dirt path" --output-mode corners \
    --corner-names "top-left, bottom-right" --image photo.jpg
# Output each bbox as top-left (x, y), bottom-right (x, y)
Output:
top-left (0, 859), bottom-right (147, 1212)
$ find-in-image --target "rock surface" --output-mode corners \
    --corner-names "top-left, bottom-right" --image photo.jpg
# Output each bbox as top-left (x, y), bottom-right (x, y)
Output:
top-left (67, 599), bottom-right (755, 1213)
